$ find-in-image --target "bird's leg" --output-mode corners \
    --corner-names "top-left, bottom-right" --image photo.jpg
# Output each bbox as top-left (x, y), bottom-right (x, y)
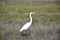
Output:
top-left (20, 28), bottom-right (31, 36)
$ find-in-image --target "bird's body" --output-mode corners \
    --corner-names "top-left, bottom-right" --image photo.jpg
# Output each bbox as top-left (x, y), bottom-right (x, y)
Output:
top-left (20, 12), bottom-right (34, 32)
top-left (20, 22), bottom-right (32, 32)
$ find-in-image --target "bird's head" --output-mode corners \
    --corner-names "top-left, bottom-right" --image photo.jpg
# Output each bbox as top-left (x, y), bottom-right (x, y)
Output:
top-left (30, 12), bottom-right (35, 14)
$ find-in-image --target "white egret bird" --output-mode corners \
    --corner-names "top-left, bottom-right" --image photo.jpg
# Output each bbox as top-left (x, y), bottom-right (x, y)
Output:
top-left (20, 12), bottom-right (34, 32)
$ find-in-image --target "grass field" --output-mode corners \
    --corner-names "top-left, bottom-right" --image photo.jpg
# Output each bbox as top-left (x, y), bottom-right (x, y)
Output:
top-left (0, 2), bottom-right (60, 40)
top-left (0, 2), bottom-right (60, 22)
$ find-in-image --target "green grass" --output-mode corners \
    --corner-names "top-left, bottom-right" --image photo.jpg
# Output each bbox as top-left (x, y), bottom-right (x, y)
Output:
top-left (0, 2), bottom-right (60, 40)
top-left (0, 2), bottom-right (60, 12)
top-left (0, 2), bottom-right (60, 23)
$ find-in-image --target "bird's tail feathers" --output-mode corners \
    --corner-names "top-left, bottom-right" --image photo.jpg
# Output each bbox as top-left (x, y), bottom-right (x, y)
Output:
top-left (20, 29), bottom-right (22, 32)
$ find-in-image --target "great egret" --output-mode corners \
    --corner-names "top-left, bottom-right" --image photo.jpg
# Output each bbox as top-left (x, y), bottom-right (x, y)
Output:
top-left (20, 12), bottom-right (34, 32)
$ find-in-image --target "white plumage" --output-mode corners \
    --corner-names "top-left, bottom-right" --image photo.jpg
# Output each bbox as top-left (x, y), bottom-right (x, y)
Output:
top-left (20, 12), bottom-right (34, 32)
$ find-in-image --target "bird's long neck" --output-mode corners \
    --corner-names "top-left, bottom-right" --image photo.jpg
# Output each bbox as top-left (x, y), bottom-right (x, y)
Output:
top-left (30, 14), bottom-right (32, 24)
